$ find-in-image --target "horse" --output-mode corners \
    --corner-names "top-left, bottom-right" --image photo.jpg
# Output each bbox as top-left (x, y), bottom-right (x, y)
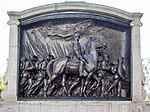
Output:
top-left (46, 37), bottom-right (105, 96)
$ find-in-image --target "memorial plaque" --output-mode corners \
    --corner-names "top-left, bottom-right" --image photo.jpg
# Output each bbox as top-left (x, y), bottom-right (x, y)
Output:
top-left (18, 11), bottom-right (131, 99)
top-left (3, 2), bottom-right (145, 112)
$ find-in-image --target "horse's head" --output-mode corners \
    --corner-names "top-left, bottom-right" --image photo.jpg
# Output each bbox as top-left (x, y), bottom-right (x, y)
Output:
top-left (87, 37), bottom-right (107, 49)
top-left (96, 42), bottom-right (107, 52)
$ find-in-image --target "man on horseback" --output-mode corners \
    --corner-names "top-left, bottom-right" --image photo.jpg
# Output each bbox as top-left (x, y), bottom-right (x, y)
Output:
top-left (72, 31), bottom-right (87, 77)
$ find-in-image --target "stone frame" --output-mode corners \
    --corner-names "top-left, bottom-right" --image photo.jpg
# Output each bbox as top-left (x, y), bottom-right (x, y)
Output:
top-left (4, 2), bottom-right (145, 112)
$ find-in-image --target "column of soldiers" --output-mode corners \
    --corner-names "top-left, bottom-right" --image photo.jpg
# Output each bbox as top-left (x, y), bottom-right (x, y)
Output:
top-left (91, 54), bottom-right (129, 97)
top-left (19, 54), bottom-right (54, 97)
top-left (19, 53), bottom-right (129, 98)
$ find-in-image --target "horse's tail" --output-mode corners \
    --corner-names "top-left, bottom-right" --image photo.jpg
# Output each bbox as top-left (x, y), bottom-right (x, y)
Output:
top-left (46, 59), bottom-right (56, 80)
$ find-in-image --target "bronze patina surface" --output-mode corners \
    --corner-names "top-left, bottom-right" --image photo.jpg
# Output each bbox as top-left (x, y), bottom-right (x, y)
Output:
top-left (18, 11), bottom-right (131, 99)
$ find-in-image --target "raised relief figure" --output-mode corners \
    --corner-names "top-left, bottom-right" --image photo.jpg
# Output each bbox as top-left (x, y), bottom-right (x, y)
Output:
top-left (72, 31), bottom-right (87, 77)
top-left (19, 20), bottom-right (130, 98)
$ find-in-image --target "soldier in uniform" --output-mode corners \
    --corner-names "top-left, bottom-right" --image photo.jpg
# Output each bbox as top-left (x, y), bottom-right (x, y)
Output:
top-left (72, 31), bottom-right (87, 77)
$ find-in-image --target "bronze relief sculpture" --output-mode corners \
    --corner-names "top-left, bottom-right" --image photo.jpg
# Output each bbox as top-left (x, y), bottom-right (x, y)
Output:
top-left (18, 19), bottom-right (130, 99)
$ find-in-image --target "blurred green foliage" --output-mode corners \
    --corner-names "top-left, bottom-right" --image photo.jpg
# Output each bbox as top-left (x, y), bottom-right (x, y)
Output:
top-left (0, 76), bottom-right (4, 100)
top-left (142, 58), bottom-right (150, 104)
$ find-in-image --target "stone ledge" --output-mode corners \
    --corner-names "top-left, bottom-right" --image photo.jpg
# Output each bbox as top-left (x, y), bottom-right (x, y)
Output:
top-left (15, 2), bottom-right (132, 20)
top-left (0, 101), bottom-right (149, 112)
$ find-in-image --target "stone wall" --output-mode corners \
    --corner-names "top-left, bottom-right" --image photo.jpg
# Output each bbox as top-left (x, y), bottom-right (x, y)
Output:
top-left (146, 104), bottom-right (150, 112)
top-left (0, 101), bottom-right (149, 112)
top-left (1, 2), bottom-right (147, 112)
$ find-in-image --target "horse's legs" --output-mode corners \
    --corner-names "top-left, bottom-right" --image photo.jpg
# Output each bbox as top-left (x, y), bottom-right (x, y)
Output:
top-left (101, 79), bottom-right (105, 97)
top-left (48, 74), bottom-right (58, 86)
top-left (62, 74), bottom-right (68, 95)
top-left (83, 72), bottom-right (93, 97)
top-left (68, 77), bottom-right (80, 96)
top-left (86, 74), bottom-right (101, 96)
top-left (80, 78), bottom-right (85, 96)
top-left (43, 79), bottom-right (48, 97)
